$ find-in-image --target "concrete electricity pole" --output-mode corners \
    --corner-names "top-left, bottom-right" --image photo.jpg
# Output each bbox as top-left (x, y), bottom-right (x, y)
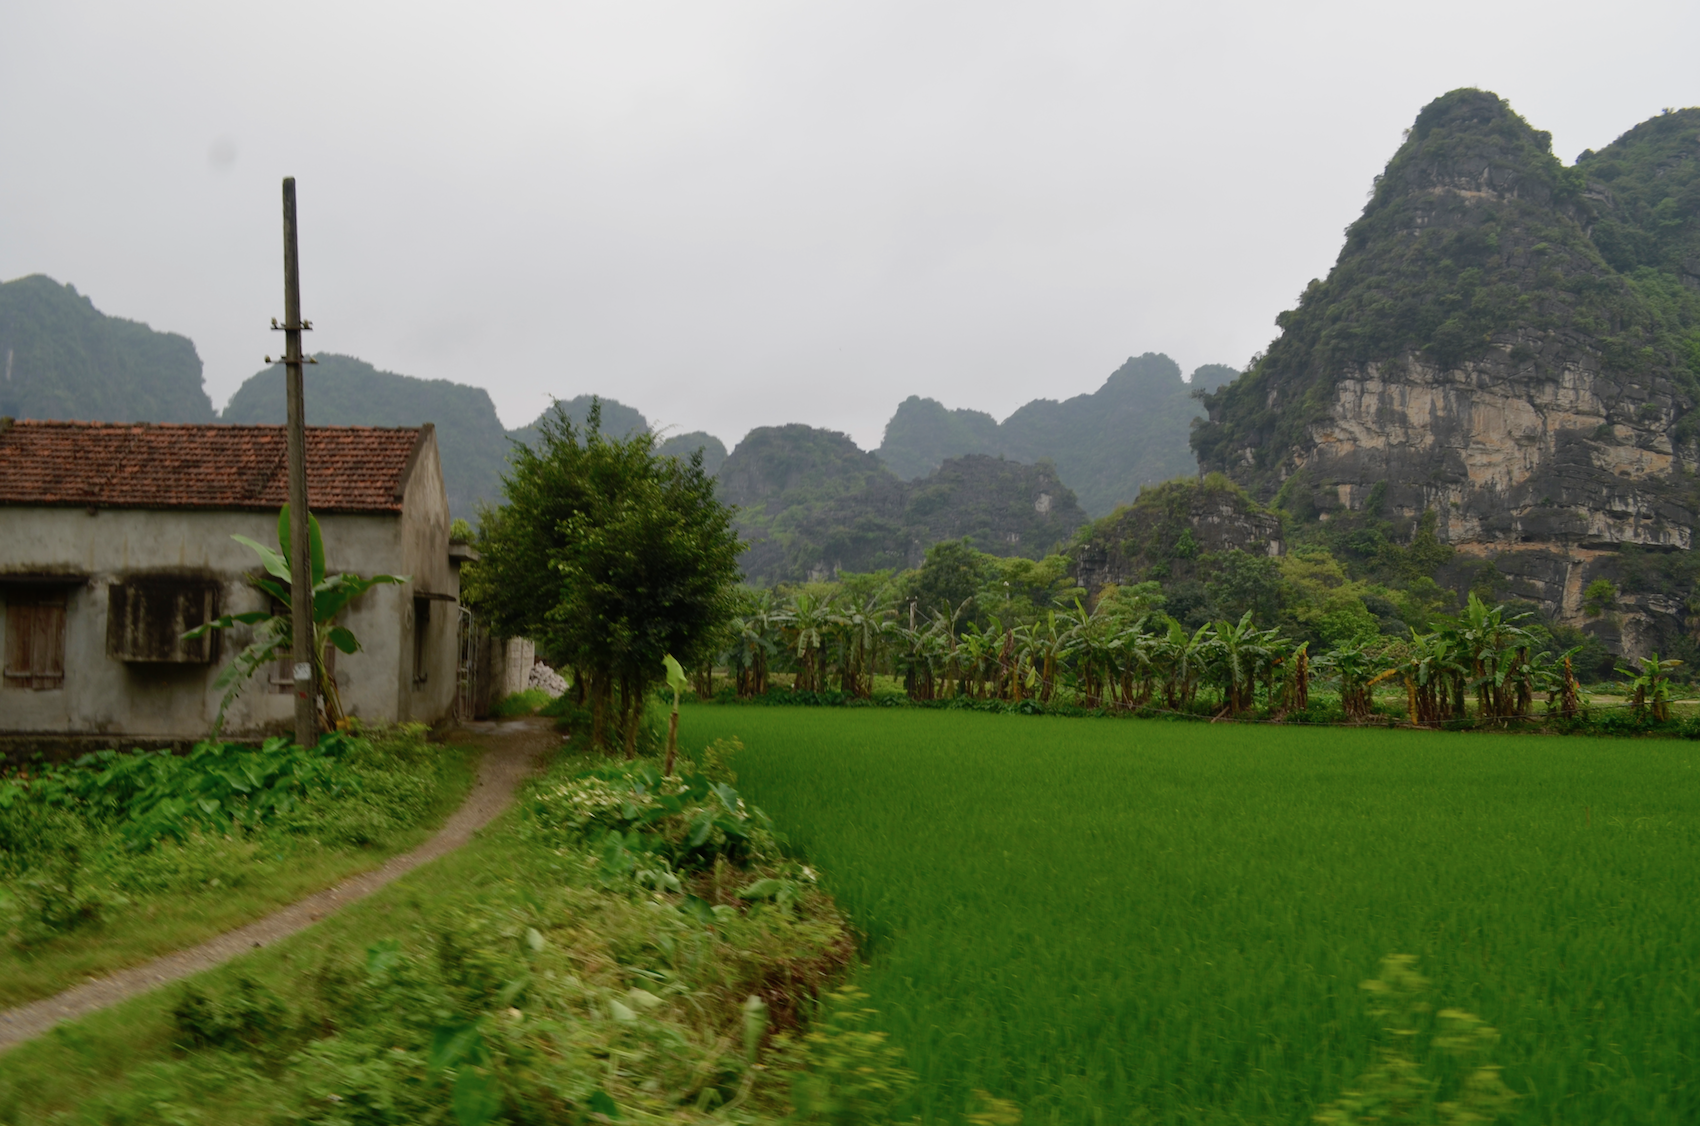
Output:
top-left (280, 177), bottom-right (316, 749)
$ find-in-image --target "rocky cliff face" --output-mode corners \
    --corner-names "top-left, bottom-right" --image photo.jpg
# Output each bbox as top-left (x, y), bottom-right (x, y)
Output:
top-left (1194, 91), bottom-right (1700, 637)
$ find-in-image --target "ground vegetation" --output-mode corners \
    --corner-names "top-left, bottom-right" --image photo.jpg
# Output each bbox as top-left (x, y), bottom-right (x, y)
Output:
top-left (0, 735), bottom-right (891, 1126)
top-left (0, 724), bottom-right (472, 1007)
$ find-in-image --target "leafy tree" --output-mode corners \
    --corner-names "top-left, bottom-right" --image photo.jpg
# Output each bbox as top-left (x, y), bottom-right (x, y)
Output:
top-left (1206, 549), bottom-right (1283, 624)
top-left (905, 540), bottom-right (991, 632)
top-left (465, 402), bottom-right (741, 755)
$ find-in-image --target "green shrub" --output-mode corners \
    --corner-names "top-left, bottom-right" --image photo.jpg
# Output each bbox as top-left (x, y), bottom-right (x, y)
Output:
top-left (521, 756), bottom-right (781, 875)
top-left (1584, 577), bottom-right (1619, 617)
top-left (172, 976), bottom-right (290, 1053)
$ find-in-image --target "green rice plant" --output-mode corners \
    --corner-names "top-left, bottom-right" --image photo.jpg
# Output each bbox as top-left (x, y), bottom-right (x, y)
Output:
top-left (682, 707), bottom-right (1700, 1124)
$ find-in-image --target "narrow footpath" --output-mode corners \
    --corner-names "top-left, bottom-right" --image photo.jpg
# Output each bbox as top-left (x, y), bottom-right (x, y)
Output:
top-left (0, 716), bottom-right (558, 1053)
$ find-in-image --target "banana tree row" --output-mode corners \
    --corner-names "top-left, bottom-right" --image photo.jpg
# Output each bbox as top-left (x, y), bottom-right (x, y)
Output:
top-left (717, 589), bottom-right (1679, 723)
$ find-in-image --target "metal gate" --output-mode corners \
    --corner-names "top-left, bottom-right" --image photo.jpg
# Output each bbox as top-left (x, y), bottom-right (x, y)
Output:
top-left (455, 606), bottom-right (483, 721)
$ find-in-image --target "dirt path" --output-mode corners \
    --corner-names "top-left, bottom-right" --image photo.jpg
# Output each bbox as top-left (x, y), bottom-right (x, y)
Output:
top-left (0, 717), bottom-right (559, 1053)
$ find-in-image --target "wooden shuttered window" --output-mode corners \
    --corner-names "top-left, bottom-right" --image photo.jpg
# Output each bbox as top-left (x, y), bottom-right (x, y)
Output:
top-left (3, 592), bottom-right (67, 690)
top-left (106, 581), bottom-right (218, 663)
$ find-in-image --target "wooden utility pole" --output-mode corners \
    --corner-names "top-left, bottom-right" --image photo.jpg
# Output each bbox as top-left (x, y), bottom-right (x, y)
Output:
top-left (281, 177), bottom-right (315, 749)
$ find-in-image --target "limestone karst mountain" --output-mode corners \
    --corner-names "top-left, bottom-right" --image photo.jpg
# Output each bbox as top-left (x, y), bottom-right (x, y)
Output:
top-left (1193, 90), bottom-right (1700, 641)
top-left (0, 275), bottom-right (215, 424)
top-left (224, 366), bottom-right (667, 521)
top-left (877, 354), bottom-right (1239, 517)
top-left (720, 423), bottom-right (1089, 584)
top-left (654, 430), bottom-right (729, 476)
top-left (223, 354), bottom-right (513, 520)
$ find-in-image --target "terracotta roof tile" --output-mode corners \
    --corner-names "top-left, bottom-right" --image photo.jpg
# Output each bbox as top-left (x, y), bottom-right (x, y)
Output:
top-left (0, 420), bottom-right (426, 513)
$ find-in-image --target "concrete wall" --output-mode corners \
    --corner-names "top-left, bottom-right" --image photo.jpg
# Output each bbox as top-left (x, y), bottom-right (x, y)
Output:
top-left (498, 638), bottom-right (535, 699)
top-left (394, 437), bottom-right (461, 724)
top-left (1, 438), bottom-right (461, 740)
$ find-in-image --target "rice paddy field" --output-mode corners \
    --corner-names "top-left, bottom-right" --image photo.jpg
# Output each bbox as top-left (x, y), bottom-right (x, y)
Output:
top-left (680, 706), bottom-right (1700, 1125)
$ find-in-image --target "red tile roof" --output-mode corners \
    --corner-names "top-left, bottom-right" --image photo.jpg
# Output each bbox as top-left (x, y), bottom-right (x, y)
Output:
top-left (0, 420), bottom-right (429, 513)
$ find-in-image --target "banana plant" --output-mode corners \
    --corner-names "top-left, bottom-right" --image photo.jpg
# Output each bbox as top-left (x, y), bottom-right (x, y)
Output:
top-left (1213, 612), bottom-right (1269, 715)
top-left (1317, 638), bottom-right (1380, 722)
top-left (831, 592), bottom-right (892, 698)
top-left (662, 653), bottom-right (687, 774)
top-left (1153, 620), bottom-right (1213, 711)
top-left (184, 506), bottom-right (407, 735)
top-left (1019, 611), bottom-right (1068, 704)
top-left (727, 592), bottom-right (787, 698)
top-left (1617, 652), bottom-right (1683, 722)
top-left (786, 593), bottom-right (831, 693)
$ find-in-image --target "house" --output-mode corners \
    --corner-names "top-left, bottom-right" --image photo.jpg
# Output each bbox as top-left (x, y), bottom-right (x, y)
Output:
top-left (0, 418), bottom-right (472, 751)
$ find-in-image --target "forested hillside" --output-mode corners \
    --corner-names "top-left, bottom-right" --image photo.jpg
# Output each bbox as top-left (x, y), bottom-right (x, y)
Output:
top-left (222, 354), bottom-right (511, 518)
top-left (876, 353), bottom-right (1238, 516)
top-left (655, 430), bottom-right (729, 475)
top-left (505, 394), bottom-right (650, 451)
top-left (0, 275), bottom-right (214, 423)
top-left (722, 423), bottom-right (1088, 584)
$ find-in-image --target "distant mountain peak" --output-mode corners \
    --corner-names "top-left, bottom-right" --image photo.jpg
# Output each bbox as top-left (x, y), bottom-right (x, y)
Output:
top-left (0, 274), bottom-right (213, 424)
top-left (876, 353), bottom-right (1240, 514)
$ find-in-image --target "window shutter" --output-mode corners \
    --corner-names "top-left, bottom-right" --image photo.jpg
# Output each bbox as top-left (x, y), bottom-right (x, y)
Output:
top-left (106, 581), bottom-right (219, 663)
top-left (3, 594), bottom-right (67, 690)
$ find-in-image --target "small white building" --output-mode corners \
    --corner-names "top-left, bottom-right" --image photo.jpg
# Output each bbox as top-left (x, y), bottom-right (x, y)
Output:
top-left (0, 419), bottom-right (472, 751)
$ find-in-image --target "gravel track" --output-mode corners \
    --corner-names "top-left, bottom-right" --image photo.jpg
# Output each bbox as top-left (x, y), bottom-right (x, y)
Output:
top-left (0, 717), bottom-right (555, 1053)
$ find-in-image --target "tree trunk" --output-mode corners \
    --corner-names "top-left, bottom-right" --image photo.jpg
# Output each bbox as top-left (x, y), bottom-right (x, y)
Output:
top-left (590, 669), bottom-right (607, 748)
top-left (621, 672), bottom-right (639, 760)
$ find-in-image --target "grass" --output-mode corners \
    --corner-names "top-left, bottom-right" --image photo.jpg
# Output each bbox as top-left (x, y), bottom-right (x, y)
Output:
top-left (0, 728), bottom-right (477, 1008)
top-left (488, 689), bottom-right (557, 718)
top-left (0, 744), bottom-right (858, 1125)
top-left (679, 705), bottom-right (1700, 1124)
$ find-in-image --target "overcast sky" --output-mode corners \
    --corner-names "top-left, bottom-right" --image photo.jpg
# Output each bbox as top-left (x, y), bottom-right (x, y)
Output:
top-left (3, 2), bottom-right (1697, 450)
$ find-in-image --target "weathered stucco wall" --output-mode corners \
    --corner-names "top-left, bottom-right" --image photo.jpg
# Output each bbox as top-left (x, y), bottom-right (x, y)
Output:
top-left (395, 437), bottom-right (460, 724)
top-left (0, 492), bottom-right (460, 739)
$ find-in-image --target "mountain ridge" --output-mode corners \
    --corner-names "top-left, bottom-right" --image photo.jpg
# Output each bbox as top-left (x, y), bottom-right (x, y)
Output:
top-left (876, 354), bottom-right (1238, 516)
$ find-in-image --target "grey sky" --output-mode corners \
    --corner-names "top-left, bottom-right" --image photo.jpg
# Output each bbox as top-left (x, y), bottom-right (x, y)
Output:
top-left (3, 1), bottom-right (1696, 451)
